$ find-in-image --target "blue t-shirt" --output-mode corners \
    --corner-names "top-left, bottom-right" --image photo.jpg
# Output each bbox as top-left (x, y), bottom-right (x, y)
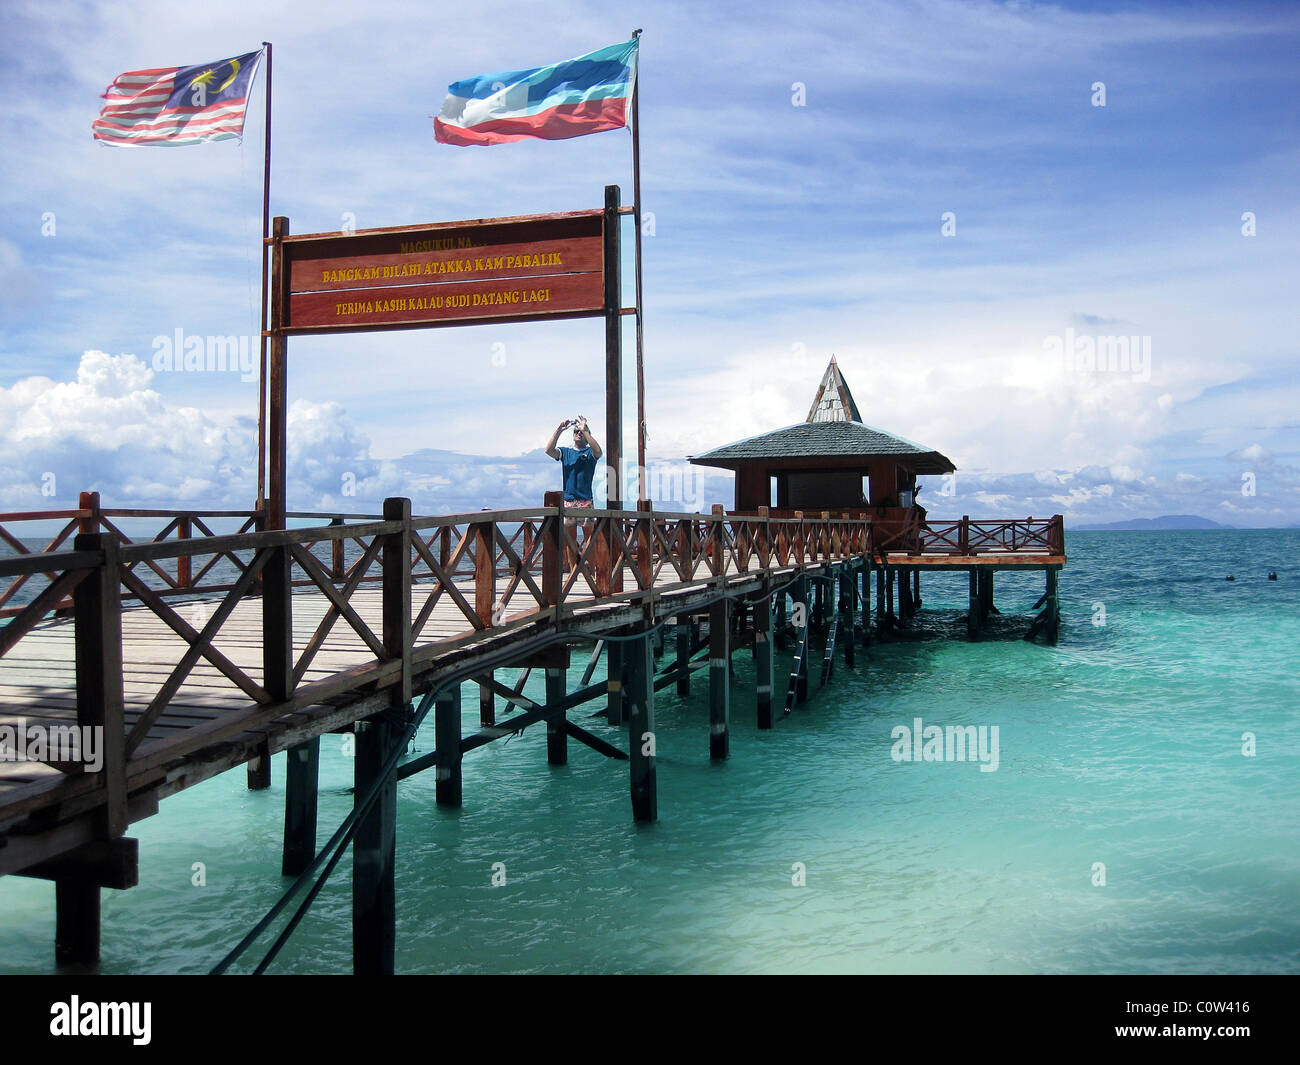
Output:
top-left (558, 446), bottom-right (596, 502)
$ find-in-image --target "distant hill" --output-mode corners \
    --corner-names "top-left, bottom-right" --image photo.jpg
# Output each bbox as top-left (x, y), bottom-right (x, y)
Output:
top-left (1071, 515), bottom-right (1234, 531)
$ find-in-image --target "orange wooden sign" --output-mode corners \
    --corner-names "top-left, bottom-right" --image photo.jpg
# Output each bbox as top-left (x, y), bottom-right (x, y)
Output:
top-left (281, 210), bottom-right (605, 334)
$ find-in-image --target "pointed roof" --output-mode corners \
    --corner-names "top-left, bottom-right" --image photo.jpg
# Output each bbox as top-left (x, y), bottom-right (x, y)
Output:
top-left (806, 356), bottom-right (862, 423)
top-left (689, 358), bottom-right (956, 474)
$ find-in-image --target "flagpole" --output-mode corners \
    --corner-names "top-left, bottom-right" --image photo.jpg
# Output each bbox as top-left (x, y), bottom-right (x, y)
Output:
top-left (631, 29), bottom-right (647, 505)
top-left (257, 41), bottom-right (272, 513)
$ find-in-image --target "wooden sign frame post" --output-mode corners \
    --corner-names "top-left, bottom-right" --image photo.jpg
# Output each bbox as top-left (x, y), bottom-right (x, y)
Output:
top-left (263, 185), bottom-right (624, 529)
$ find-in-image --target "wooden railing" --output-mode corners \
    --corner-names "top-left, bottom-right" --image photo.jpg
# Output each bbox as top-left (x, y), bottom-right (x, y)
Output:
top-left (874, 515), bottom-right (1064, 558)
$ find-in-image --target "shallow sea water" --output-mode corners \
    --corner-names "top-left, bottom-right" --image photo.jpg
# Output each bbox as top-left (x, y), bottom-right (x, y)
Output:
top-left (1, 530), bottom-right (1296, 974)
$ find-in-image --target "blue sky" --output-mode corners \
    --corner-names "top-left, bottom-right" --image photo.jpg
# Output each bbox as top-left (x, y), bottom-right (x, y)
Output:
top-left (1, 0), bottom-right (1297, 524)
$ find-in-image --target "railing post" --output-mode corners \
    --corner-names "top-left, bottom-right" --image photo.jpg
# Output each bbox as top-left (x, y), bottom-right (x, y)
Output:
top-left (711, 504), bottom-right (725, 583)
top-left (60, 531), bottom-right (126, 967)
top-left (593, 515), bottom-right (611, 598)
top-left (331, 516), bottom-right (345, 580)
top-left (382, 498), bottom-right (412, 706)
top-left (959, 515), bottom-right (970, 556)
top-left (471, 516), bottom-right (495, 628)
top-left (78, 491), bottom-right (101, 535)
top-left (542, 491), bottom-right (563, 613)
top-left (257, 525), bottom-right (294, 790)
top-left (636, 499), bottom-right (653, 613)
top-left (794, 511), bottom-right (805, 565)
top-left (73, 532), bottom-right (126, 839)
top-left (176, 516), bottom-right (192, 590)
top-left (756, 506), bottom-right (771, 569)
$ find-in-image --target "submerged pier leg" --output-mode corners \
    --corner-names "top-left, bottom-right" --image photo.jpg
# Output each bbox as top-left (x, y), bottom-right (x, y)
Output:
top-left (841, 568), bottom-right (855, 668)
top-left (979, 570), bottom-right (995, 620)
top-left (247, 741), bottom-right (272, 790)
top-left (606, 641), bottom-right (625, 725)
top-left (435, 683), bottom-right (462, 807)
top-left (709, 598), bottom-right (731, 759)
top-left (675, 613), bottom-right (692, 697)
top-left (624, 633), bottom-right (657, 822)
top-left (968, 570), bottom-right (980, 640)
top-left (876, 566), bottom-right (886, 636)
top-left (755, 593), bottom-right (774, 730)
top-left (913, 568), bottom-right (922, 610)
top-left (795, 575), bottom-right (810, 705)
top-left (886, 568), bottom-right (896, 627)
top-left (862, 561), bottom-right (872, 646)
top-left (282, 737), bottom-right (320, 876)
top-left (546, 666), bottom-right (568, 766)
top-left (55, 879), bottom-right (100, 968)
top-left (775, 593), bottom-right (788, 651)
top-left (1046, 568), bottom-right (1060, 644)
top-left (353, 712), bottom-right (400, 976)
top-left (479, 668), bottom-right (495, 727)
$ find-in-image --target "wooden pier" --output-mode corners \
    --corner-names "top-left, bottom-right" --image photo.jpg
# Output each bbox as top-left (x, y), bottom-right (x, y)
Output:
top-left (0, 493), bottom-right (1063, 973)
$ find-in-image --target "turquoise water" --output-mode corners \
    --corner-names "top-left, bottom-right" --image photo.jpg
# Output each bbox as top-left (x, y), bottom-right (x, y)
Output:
top-left (2, 530), bottom-right (1297, 974)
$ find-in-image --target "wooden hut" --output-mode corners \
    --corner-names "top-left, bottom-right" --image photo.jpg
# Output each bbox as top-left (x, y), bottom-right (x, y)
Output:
top-left (689, 357), bottom-right (956, 545)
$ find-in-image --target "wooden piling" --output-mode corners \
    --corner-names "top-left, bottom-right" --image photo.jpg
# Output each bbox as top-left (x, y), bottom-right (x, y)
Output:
top-left (795, 575), bottom-right (809, 704)
top-left (606, 640), bottom-right (625, 725)
top-left (624, 633), bottom-right (657, 821)
top-left (281, 737), bottom-right (320, 876)
top-left (479, 672), bottom-right (495, 727)
top-left (709, 598), bottom-right (730, 759)
top-left (353, 713), bottom-right (398, 976)
top-left (55, 879), bottom-right (100, 967)
top-left (841, 568), bottom-right (855, 668)
top-left (435, 683), bottom-right (462, 807)
top-left (754, 593), bottom-right (774, 730)
top-left (968, 570), bottom-right (980, 640)
top-left (675, 613), bottom-right (692, 697)
top-left (546, 666), bottom-right (568, 765)
top-left (876, 566), bottom-right (886, 636)
top-left (1046, 567), bottom-right (1060, 644)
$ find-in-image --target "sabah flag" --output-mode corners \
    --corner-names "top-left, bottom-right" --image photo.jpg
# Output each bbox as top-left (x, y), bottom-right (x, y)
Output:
top-left (435, 39), bottom-right (638, 146)
top-left (93, 50), bottom-right (263, 146)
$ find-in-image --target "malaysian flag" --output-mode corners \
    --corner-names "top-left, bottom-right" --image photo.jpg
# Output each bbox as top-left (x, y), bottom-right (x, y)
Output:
top-left (93, 50), bottom-right (263, 146)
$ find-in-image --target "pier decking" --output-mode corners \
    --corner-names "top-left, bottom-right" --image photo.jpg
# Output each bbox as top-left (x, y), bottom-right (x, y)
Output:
top-left (0, 492), bottom-right (1063, 971)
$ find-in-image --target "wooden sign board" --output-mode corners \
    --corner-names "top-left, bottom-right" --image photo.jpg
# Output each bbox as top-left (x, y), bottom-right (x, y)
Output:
top-left (280, 211), bottom-right (605, 334)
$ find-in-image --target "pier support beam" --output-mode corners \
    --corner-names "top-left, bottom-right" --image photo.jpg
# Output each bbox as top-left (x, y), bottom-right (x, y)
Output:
top-left (479, 669), bottom-right (495, 727)
top-left (546, 666), bottom-right (568, 766)
top-left (353, 712), bottom-right (399, 976)
top-left (606, 641), bottom-right (625, 725)
top-left (247, 742), bottom-right (272, 790)
top-left (861, 561), bottom-right (871, 646)
top-left (913, 568), bottom-right (922, 610)
top-left (876, 567), bottom-right (886, 636)
top-left (435, 683), bottom-right (462, 807)
top-left (968, 570), bottom-right (980, 640)
top-left (754, 593), bottom-right (774, 730)
top-left (55, 880), bottom-right (100, 968)
top-left (624, 634), bottom-right (657, 822)
top-left (709, 598), bottom-right (731, 759)
top-left (281, 737), bottom-right (320, 877)
top-left (794, 575), bottom-right (810, 705)
top-left (675, 614), bottom-right (692, 697)
top-left (841, 568), bottom-right (855, 668)
top-left (1046, 568), bottom-right (1060, 644)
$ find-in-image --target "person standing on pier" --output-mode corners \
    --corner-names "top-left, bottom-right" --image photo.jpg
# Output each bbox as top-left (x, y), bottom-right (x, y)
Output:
top-left (546, 416), bottom-right (602, 566)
